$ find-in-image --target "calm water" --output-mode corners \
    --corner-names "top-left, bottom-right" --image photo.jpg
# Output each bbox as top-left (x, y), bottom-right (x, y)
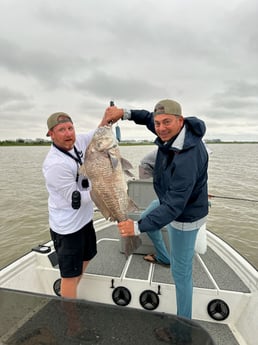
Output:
top-left (0, 144), bottom-right (257, 269)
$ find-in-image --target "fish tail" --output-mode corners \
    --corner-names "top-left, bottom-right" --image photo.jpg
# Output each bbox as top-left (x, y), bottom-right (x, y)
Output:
top-left (124, 236), bottom-right (142, 257)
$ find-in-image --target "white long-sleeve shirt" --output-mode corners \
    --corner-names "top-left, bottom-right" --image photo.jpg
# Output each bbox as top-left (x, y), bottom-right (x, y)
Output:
top-left (42, 131), bottom-right (95, 234)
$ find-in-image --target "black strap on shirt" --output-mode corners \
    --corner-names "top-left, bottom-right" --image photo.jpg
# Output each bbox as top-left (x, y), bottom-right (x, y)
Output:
top-left (53, 143), bottom-right (83, 165)
top-left (53, 143), bottom-right (83, 182)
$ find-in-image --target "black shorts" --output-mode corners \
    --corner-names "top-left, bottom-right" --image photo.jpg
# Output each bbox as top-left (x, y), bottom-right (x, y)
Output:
top-left (50, 220), bottom-right (97, 278)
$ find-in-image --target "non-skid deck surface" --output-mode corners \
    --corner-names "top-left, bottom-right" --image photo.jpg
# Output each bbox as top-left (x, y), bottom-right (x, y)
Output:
top-left (88, 226), bottom-right (250, 293)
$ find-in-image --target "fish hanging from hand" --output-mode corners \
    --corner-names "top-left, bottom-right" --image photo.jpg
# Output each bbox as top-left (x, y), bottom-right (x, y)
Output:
top-left (80, 125), bottom-right (142, 257)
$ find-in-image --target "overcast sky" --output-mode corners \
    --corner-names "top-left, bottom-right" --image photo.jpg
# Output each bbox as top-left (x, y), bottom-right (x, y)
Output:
top-left (0, 0), bottom-right (257, 141)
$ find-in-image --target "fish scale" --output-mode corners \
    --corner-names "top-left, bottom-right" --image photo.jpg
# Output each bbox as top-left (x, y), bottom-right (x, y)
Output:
top-left (80, 125), bottom-right (142, 256)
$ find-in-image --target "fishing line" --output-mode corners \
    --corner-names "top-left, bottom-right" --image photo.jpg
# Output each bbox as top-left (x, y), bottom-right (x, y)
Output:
top-left (208, 194), bottom-right (258, 203)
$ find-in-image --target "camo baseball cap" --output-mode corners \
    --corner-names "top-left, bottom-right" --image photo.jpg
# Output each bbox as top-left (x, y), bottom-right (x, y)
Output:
top-left (46, 112), bottom-right (73, 136)
top-left (153, 99), bottom-right (182, 116)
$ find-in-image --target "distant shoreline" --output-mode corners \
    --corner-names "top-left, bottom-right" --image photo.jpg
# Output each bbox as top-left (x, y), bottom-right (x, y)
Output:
top-left (0, 141), bottom-right (257, 146)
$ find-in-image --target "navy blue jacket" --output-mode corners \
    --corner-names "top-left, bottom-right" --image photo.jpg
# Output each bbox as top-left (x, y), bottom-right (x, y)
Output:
top-left (130, 110), bottom-right (209, 232)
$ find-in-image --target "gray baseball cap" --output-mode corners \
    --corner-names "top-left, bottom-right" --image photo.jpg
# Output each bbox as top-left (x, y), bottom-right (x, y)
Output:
top-left (153, 99), bottom-right (182, 116)
top-left (46, 112), bottom-right (73, 136)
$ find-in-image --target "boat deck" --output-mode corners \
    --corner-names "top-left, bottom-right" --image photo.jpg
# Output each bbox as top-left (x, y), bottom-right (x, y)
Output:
top-left (87, 224), bottom-right (250, 294)
top-left (0, 221), bottom-right (252, 345)
top-left (84, 223), bottom-right (248, 344)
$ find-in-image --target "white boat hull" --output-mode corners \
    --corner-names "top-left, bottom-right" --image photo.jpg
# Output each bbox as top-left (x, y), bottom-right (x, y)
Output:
top-left (1, 180), bottom-right (258, 345)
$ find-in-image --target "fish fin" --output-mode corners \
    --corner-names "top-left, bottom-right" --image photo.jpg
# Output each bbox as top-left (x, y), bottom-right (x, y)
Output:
top-left (108, 152), bottom-right (119, 169)
top-left (121, 157), bottom-right (133, 170)
top-left (121, 157), bottom-right (134, 177)
top-left (127, 198), bottom-right (139, 213)
top-left (124, 170), bottom-right (135, 177)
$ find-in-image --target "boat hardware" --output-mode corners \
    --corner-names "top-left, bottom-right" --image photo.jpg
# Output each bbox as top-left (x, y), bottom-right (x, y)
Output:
top-left (112, 286), bottom-right (131, 306)
top-left (207, 299), bottom-right (230, 321)
top-left (53, 278), bottom-right (61, 296)
top-left (139, 290), bottom-right (159, 311)
top-left (31, 245), bottom-right (51, 254)
top-left (110, 278), bottom-right (115, 289)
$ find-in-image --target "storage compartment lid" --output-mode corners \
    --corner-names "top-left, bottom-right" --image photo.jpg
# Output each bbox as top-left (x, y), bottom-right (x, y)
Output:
top-left (128, 179), bottom-right (157, 209)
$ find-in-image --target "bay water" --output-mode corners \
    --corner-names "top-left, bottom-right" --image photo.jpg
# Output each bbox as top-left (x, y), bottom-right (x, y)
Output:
top-left (0, 144), bottom-right (257, 269)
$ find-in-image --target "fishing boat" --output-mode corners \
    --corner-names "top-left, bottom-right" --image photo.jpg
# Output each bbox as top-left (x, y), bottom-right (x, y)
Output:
top-left (0, 179), bottom-right (257, 345)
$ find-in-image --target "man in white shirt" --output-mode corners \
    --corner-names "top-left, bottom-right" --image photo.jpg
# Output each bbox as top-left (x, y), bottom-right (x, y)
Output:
top-left (43, 111), bottom-right (104, 298)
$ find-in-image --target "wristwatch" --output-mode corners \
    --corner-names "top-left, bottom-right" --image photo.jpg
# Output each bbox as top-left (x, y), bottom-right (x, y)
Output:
top-left (122, 109), bottom-right (131, 120)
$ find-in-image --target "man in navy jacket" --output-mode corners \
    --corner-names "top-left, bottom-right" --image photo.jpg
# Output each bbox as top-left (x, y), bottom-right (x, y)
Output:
top-left (103, 99), bottom-right (209, 319)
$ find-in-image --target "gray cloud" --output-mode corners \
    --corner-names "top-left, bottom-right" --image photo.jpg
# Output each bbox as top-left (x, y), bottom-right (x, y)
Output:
top-left (205, 81), bottom-right (258, 121)
top-left (74, 71), bottom-right (166, 101)
top-left (0, 38), bottom-right (97, 87)
top-left (0, 87), bottom-right (28, 104)
top-left (0, 0), bottom-right (257, 141)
